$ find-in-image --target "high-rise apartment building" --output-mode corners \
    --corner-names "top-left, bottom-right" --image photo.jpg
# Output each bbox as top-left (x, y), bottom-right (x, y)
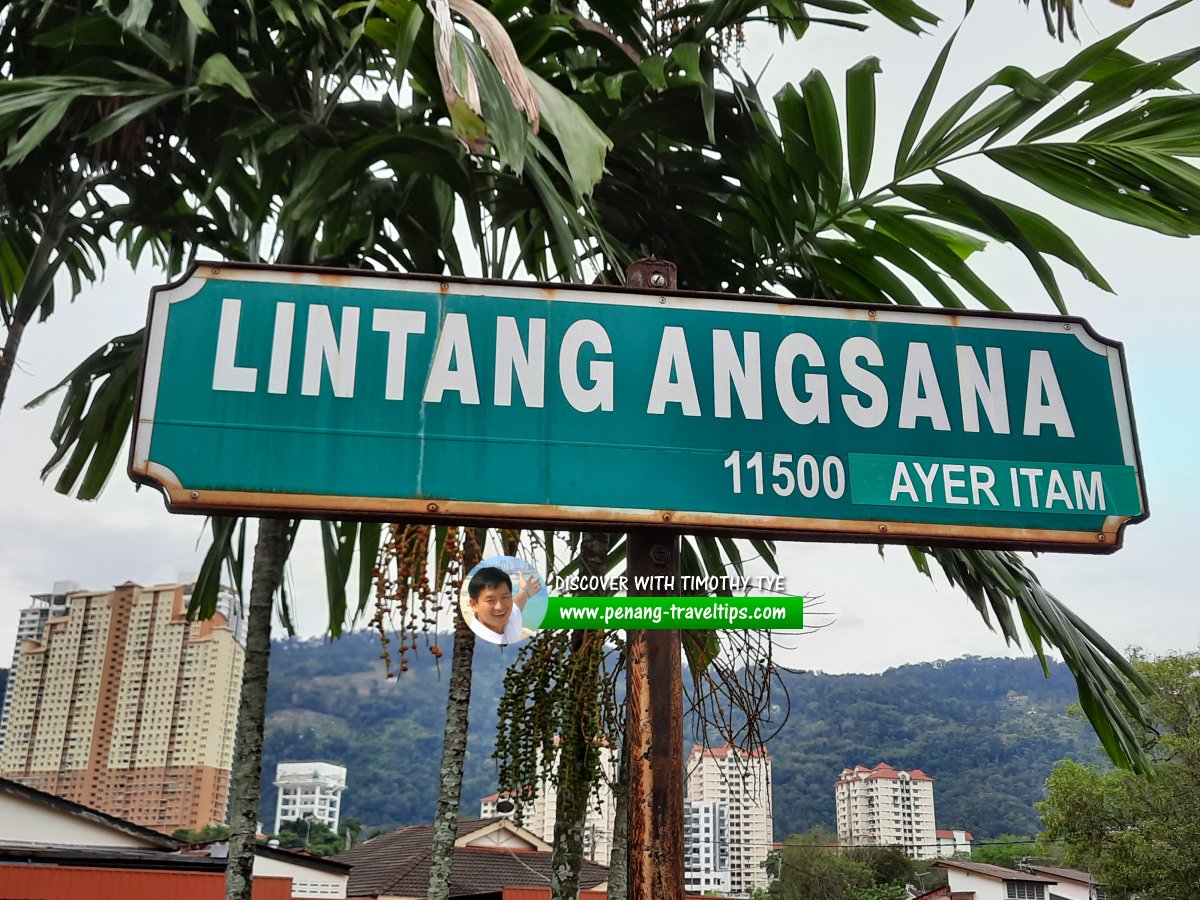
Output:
top-left (0, 581), bottom-right (245, 834)
top-left (274, 761), bottom-right (348, 834)
top-left (834, 762), bottom-right (937, 860)
top-left (685, 744), bottom-right (773, 898)
top-left (0, 581), bottom-right (77, 752)
top-left (684, 799), bottom-right (731, 895)
top-left (480, 741), bottom-right (618, 866)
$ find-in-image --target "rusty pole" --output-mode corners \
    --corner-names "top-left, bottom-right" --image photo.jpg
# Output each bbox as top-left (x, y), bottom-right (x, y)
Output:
top-left (624, 257), bottom-right (684, 900)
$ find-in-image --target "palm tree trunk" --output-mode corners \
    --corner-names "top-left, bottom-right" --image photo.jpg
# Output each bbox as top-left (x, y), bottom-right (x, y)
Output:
top-left (549, 631), bottom-right (594, 900)
top-left (224, 517), bottom-right (290, 900)
top-left (548, 531), bottom-right (614, 899)
top-left (607, 736), bottom-right (629, 900)
top-left (0, 315), bottom-right (27, 415)
top-left (427, 606), bottom-right (476, 899)
top-left (428, 529), bottom-right (483, 900)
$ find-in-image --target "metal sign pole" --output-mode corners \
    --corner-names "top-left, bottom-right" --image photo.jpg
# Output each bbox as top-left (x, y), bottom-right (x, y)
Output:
top-left (624, 258), bottom-right (684, 900)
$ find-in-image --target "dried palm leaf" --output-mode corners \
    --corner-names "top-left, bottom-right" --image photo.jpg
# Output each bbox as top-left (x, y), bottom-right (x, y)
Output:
top-left (429, 0), bottom-right (540, 153)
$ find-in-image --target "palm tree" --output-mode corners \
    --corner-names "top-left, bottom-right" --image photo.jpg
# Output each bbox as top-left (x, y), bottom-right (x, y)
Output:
top-left (2, 8), bottom-right (507, 900)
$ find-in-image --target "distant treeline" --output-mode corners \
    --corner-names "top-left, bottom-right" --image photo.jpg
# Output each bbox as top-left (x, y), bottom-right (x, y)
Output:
top-left (259, 634), bottom-right (1103, 839)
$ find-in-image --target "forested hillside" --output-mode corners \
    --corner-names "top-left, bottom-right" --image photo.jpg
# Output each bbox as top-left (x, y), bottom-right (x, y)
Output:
top-left (259, 635), bottom-right (1104, 839)
top-left (769, 657), bottom-right (1104, 837)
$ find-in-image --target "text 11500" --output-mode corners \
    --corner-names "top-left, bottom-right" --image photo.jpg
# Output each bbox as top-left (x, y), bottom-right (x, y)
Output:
top-left (723, 451), bottom-right (846, 499)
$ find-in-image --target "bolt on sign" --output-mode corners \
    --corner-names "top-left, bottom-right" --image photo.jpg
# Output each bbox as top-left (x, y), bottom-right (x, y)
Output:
top-left (130, 263), bottom-right (1147, 552)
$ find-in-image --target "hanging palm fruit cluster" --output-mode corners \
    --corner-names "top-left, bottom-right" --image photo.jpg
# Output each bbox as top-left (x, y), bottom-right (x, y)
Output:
top-left (647, 0), bottom-right (746, 53)
top-left (370, 524), bottom-right (479, 677)
top-left (493, 628), bottom-right (623, 819)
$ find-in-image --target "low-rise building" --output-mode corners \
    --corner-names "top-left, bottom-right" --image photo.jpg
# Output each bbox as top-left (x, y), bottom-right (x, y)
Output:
top-left (1025, 864), bottom-right (1119, 900)
top-left (188, 840), bottom-right (351, 899)
top-left (935, 859), bottom-right (1058, 900)
top-left (935, 829), bottom-right (974, 858)
top-left (0, 776), bottom-right (340, 899)
top-left (332, 817), bottom-right (608, 898)
top-left (0, 774), bottom-right (178, 852)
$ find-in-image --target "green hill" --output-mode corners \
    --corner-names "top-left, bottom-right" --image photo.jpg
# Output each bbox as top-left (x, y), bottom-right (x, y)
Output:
top-left (259, 635), bottom-right (1104, 840)
top-left (768, 657), bottom-right (1104, 837)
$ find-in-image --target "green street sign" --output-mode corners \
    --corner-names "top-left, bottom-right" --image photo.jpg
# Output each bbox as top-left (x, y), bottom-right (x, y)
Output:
top-left (131, 263), bottom-right (1147, 552)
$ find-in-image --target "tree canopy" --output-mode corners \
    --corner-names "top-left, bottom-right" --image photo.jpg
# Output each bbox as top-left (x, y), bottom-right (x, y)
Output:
top-left (1039, 649), bottom-right (1200, 900)
top-left (272, 817), bottom-right (346, 856)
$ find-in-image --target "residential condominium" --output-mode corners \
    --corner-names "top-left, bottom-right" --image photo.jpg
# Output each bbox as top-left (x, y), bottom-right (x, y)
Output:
top-left (835, 762), bottom-right (937, 860)
top-left (684, 798), bottom-right (731, 895)
top-left (685, 743), bottom-right (773, 898)
top-left (274, 761), bottom-right (348, 834)
top-left (0, 581), bottom-right (245, 833)
top-left (0, 581), bottom-right (77, 753)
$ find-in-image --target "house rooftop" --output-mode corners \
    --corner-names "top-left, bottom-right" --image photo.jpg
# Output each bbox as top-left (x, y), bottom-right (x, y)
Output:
top-left (1025, 864), bottom-right (1097, 885)
top-left (180, 840), bottom-right (352, 875)
top-left (0, 777), bottom-right (177, 851)
top-left (333, 818), bottom-right (607, 898)
top-left (835, 762), bottom-right (934, 784)
top-left (0, 844), bottom-right (217, 871)
top-left (936, 860), bottom-right (1058, 883)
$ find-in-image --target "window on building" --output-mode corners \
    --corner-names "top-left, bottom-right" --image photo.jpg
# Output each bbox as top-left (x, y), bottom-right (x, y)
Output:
top-left (1005, 884), bottom-right (1045, 900)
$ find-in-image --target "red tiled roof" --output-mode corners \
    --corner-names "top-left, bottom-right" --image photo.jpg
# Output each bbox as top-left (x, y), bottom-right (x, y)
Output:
top-left (333, 820), bottom-right (607, 898)
top-left (836, 765), bottom-right (893, 785)
top-left (835, 763), bottom-right (933, 783)
top-left (936, 829), bottom-right (970, 840)
top-left (393, 846), bottom-right (607, 897)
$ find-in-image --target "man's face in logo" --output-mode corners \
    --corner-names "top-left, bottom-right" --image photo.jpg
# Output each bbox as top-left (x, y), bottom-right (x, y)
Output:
top-left (471, 583), bottom-right (514, 634)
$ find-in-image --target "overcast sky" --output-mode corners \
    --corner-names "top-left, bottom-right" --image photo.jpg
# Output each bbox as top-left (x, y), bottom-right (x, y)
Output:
top-left (2, 1), bottom-right (1198, 673)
